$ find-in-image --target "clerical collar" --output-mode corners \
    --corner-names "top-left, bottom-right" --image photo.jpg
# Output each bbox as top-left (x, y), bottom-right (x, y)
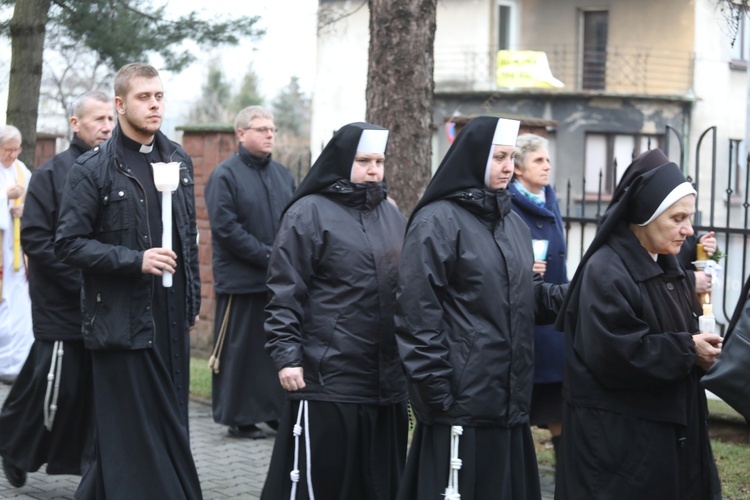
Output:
top-left (121, 131), bottom-right (155, 153)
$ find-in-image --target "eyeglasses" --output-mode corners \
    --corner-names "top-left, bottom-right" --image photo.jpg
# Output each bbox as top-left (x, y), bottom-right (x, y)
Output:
top-left (245, 127), bottom-right (277, 135)
top-left (1, 147), bottom-right (21, 154)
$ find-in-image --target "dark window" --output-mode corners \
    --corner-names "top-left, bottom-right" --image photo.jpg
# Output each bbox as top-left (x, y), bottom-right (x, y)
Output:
top-left (731, 16), bottom-right (749, 69)
top-left (581, 10), bottom-right (608, 90)
top-left (498, 4), bottom-right (511, 50)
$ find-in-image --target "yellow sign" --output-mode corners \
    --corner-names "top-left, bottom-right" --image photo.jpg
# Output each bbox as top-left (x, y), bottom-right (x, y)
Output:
top-left (496, 50), bottom-right (565, 89)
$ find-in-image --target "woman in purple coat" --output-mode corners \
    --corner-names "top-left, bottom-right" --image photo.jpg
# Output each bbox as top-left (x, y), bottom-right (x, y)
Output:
top-left (508, 133), bottom-right (567, 476)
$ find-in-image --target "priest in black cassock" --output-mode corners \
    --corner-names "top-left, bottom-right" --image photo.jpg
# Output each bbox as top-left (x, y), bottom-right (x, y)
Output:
top-left (0, 90), bottom-right (113, 488)
top-left (55, 63), bottom-right (202, 500)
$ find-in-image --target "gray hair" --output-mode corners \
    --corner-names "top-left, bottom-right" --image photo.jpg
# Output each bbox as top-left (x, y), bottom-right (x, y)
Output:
top-left (72, 90), bottom-right (112, 118)
top-left (514, 133), bottom-right (549, 171)
top-left (234, 106), bottom-right (274, 131)
top-left (0, 125), bottom-right (21, 145)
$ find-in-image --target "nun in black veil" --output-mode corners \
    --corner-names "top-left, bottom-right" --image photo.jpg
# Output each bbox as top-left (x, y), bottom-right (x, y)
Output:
top-left (262, 122), bottom-right (408, 500)
top-left (555, 162), bottom-right (723, 499)
top-left (605, 148), bottom-right (718, 295)
top-left (395, 116), bottom-right (567, 499)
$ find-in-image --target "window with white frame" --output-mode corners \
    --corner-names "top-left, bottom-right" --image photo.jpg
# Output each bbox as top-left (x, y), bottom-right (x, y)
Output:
top-left (584, 132), bottom-right (664, 195)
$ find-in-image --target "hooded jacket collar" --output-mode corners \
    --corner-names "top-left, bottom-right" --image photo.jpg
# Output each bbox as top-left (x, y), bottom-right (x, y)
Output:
top-left (447, 187), bottom-right (512, 226)
top-left (322, 179), bottom-right (387, 212)
top-left (69, 134), bottom-right (92, 157)
top-left (238, 144), bottom-right (271, 169)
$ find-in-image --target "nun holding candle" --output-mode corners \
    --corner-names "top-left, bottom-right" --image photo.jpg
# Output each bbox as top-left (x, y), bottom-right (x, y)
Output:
top-left (555, 162), bottom-right (723, 499)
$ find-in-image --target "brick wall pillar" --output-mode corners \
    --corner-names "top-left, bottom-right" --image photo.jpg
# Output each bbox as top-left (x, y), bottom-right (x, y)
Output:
top-left (179, 126), bottom-right (238, 354)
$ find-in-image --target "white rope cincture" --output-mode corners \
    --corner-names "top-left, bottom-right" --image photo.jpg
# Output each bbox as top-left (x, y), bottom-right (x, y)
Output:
top-left (443, 425), bottom-right (463, 500)
top-left (43, 341), bottom-right (64, 431)
top-left (289, 400), bottom-right (314, 500)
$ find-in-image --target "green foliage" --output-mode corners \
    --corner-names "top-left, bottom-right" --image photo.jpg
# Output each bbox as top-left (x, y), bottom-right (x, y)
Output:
top-left (231, 67), bottom-right (264, 112)
top-left (188, 63), bottom-right (264, 125)
top-left (272, 76), bottom-right (311, 138)
top-left (188, 61), bottom-right (235, 124)
top-left (190, 356), bottom-right (212, 401)
top-left (710, 247), bottom-right (726, 263)
top-left (5, 0), bottom-right (264, 72)
top-left (712, 439), bottom-right (750, 499)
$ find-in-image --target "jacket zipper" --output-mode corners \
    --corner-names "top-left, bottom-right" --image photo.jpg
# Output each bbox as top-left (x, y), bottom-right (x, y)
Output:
top-left (118, 160), bottom-right (158, 345)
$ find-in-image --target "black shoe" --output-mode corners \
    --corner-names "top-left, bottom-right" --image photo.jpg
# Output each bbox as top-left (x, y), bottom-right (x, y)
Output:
top-left (265, 419), bottom-right (280, 431)
top-left (228, 424), bottom-right (266, 439)
top-left (2, 457), bottom-right (26, 487)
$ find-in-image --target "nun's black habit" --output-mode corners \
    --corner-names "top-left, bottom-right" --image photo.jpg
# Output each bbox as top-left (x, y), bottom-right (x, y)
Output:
top-left (262, 123), bottom-right (408, 500)
top-left (555, 163), bottom-right (722, 500)
top-left (394, 116), bottom-right (567, 500)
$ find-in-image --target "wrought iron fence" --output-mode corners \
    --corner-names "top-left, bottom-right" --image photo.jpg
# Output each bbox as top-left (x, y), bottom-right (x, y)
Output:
top-left (434, 44), bottom-right (694, 95)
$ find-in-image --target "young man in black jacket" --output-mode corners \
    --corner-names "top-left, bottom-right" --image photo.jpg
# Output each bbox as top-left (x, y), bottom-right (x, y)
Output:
top-left (55, 63), bottom-right (202, 500)
top-left (0, 90), bottom-right (113, 488)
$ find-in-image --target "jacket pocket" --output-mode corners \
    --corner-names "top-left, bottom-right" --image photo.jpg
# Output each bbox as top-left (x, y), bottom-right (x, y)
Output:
top-left (81, 276), bottom-right (133, 350)
top-left (306, 313), bottom-right (340, 386)
top-left (449, 329), bottom-right (478, 397)
top-left (100, 188), bottom-right (131, 232)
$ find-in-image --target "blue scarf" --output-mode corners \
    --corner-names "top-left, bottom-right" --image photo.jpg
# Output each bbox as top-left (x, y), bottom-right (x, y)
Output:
top-left (512, 180), bottom-right (546, 207)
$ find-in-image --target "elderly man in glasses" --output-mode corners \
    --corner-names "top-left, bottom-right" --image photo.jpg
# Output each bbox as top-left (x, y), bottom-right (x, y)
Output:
top-left (0, 125), bottom-right (33, 385)
top-left (205, 105), bottom-right (295, 439)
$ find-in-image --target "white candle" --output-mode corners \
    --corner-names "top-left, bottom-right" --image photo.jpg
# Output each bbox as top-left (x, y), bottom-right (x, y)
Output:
top-left (151, 162), bottom-right (181, 288)
top-left (162, 191), bottom-right (173, 287)
top-left (699, 302), bottom-right (716, 334)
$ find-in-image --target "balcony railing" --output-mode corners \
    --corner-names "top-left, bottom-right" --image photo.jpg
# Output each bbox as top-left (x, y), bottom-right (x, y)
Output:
top-left (434, 44), bottom-right (694, 96)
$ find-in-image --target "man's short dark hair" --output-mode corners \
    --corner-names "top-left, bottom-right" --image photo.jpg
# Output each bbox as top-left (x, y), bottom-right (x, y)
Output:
top-left (114, 63), bottom-right (160, 98)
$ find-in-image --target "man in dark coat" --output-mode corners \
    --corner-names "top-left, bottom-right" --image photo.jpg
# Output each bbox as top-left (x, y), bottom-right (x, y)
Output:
top-left (262, 123), bottom-right (408, 500)
top-left (0, 90), bottom-right (113, 488)
top-left (55, 63), bottom-right (202, 499)
top-left (395, 116), bottom-right (567, 500)
top-left (205, 105), bottom-right (294, 439)
top-left (556, 162), bottom-right (723, 499)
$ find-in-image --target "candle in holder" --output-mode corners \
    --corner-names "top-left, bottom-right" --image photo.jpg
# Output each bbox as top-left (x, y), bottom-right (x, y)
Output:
top-left (696, 243), bottom-right (708, 261)
top-left (699, 301), bottom-right (716, 334)
top-left (151, 162), bottom-right (181, 287)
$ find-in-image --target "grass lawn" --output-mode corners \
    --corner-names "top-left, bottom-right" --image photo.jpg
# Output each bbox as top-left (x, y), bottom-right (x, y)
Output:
top-left (190, 356), bottom-right (750, 497)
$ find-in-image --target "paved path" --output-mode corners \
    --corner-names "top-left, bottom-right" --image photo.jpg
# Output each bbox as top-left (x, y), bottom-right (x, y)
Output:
top-left (0, 382), bottom-right (554, 499)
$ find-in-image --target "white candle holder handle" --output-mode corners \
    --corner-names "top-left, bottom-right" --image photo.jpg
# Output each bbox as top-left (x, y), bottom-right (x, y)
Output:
top-left (152, 162), bottom-right (181, 287)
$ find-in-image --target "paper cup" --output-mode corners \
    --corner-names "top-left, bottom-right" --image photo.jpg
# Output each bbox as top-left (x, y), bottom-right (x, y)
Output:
top-left (532, 239), bottom-right (549, 261)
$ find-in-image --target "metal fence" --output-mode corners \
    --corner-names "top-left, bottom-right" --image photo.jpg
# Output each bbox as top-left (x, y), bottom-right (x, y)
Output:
top-left (560, 126), bottom-right (750, 330)
top-left (434, 44), bottom-right (694, 95)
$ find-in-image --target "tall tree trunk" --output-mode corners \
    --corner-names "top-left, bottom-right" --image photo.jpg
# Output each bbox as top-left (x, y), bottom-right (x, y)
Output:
top-left (366, 0), bottom-right (436, 216)
top-left (7, 0), bottom-right (51, 168)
